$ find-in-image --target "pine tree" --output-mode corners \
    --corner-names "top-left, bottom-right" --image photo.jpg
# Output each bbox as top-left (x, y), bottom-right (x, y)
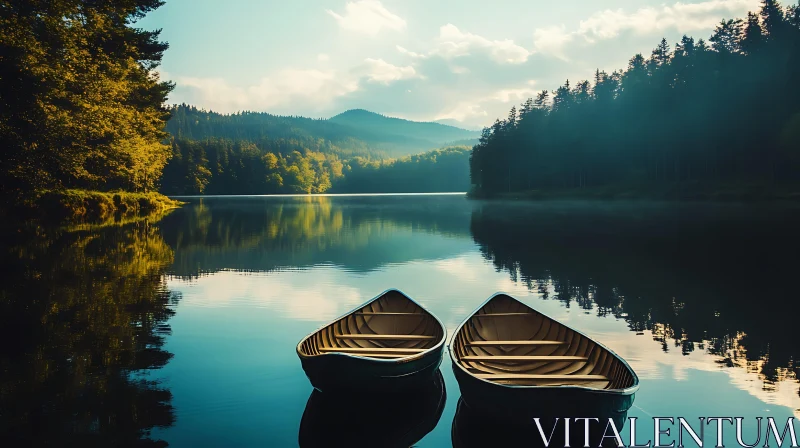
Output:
top-left (742, 11), bottom-right (766, 54)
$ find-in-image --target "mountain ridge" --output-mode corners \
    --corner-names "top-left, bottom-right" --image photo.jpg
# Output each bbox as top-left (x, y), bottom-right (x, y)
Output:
top-left (166, 104), bottom-right (479, 158)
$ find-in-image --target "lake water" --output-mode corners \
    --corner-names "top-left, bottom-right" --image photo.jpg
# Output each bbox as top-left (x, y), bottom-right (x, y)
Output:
top-left (3, 194), bottom-right (800, 447)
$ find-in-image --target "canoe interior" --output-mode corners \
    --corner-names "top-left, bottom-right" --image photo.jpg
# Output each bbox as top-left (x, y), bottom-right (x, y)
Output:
top-left (452, 294), bottom-right (636, 389)
top-left (298, 290), bottom-right (444, 360)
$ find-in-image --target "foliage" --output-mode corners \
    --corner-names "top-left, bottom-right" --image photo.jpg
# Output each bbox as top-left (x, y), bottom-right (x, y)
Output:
top-left (15, 189), bottom-right (183, 222)
top-left (333, 146), bottom-right (472, 193)
top-left (470, 0), bottom-right (800, 197)
top-left (160, 138), bottom-right (344, 195)
top-left (166, 105), bottom-right (478, 159)
top-left (0, 0), bottom-right (174, 197)
top-left (160, 138), bottom-right (470, 195)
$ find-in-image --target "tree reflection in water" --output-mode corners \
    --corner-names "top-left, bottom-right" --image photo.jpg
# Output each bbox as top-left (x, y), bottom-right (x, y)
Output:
top-left (0, 218), bottom-right (179, 446)
top-left (469, 201), bottom-right (800, 391)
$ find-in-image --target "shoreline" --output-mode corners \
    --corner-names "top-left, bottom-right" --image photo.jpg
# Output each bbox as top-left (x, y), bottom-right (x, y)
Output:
top-left (468, 183), bottom-right (800, 202)
top-left (4, 189), bottom-right (184, 223)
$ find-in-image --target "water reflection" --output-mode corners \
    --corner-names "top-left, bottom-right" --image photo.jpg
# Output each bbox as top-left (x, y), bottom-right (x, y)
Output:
top-left (0, 219), bottom-right (178, 446)
top-left (158, 195), bottom-right (474, 277)
top-left (298, 369), bottom-right (446, 447)
top-left (451, 398), bottom-right (627, 448)
top-left (469, 201), bottom-right (800, 400)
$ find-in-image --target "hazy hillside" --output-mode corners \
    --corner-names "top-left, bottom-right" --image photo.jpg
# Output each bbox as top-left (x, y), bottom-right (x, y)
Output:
top-left (329, 109), bottom-right (479, 152)
top-left (166, 105), bottom-right (479, 158)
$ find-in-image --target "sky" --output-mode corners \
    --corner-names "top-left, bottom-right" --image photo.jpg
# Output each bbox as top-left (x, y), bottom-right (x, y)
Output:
top-left (139, 0), bottom-right (763, 129)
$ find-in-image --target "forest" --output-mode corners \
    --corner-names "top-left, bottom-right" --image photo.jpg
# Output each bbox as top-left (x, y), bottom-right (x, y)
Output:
top-left (0, 1), bottom-right (471, 213)
top-left (6, 0), bottom-right (800, 204)
top-left (0, 1), bottom-right (174, 198)
top-left (470, 0), bottom-right (800, 197)
top-left (159, 137), bottom-right (470, 195)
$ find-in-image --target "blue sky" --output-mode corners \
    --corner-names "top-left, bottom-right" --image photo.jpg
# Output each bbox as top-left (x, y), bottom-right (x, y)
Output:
top-left (140, 0), bottom-right (761, 128)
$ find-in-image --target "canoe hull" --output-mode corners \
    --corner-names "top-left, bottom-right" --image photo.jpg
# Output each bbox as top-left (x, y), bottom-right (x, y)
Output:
top-left (452, 362), bottom-right (635, 423)
top-left (299, 369), bottom-right (446, 447)
top-left (451, 397), bottom-right (629, 448)
top-left (301, 344), bottom-right (445, 392)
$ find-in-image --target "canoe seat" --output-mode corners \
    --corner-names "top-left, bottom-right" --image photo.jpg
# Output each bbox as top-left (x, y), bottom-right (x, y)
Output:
top-left (461, 355), bottom-right (588, 362)
top-left (465, 340), bottom-right (564, 347)
top-left (354, 312), bottom-right (425, 316)
top-left (475, 374), bottom-right (607, 380)
top-left (335, 334), bottom-right (436, 340)
top-left (320, 347), bottom-right (425, 354)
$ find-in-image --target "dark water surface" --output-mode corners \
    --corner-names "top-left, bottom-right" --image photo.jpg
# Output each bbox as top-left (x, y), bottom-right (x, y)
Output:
top-left (2, 194), bottom-right (800, 447)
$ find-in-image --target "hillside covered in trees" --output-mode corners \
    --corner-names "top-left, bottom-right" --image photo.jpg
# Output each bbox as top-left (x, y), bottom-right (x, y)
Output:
top-left (159, 106), bottom-right (475, 195)
top-left (470, 0), bottom-right (800, 198)
top-left (160, 137), bottom-right (471, 195)
top-left (166, 106), bottom-right (477, 159)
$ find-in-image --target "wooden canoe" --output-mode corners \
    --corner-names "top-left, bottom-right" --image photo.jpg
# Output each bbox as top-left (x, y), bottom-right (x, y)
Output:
top-left (298, 369), bottom-right (446, 447)
top-left (297, 289), bottom-right (446, 392)
top-left (450, 293), bottom-right (639, 421)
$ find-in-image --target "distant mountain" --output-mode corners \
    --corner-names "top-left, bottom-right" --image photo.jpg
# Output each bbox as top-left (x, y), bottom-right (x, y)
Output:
top-left (329, 109), bottom-right (479, 150)
top-left (166, 105), bottom-right (479, 159)
top-left (433, 118), bottom-right (484, 131)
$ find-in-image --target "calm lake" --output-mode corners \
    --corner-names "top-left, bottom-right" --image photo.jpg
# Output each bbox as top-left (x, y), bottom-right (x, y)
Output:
top-left (3, 194), bottom-right (800, 447)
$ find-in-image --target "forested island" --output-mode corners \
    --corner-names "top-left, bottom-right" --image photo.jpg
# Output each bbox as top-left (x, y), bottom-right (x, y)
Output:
top-left (470, 0), bottom-right (800, 200)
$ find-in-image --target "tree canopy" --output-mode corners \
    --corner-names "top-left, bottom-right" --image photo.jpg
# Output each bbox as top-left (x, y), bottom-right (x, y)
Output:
top-left (470, 0), bottom-right (800, 196)
top-left (0, 0), bottom-right (174, 197)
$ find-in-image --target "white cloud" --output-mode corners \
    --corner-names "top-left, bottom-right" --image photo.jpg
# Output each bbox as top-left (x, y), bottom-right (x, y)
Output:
top-left (174, 69), bottom-right (359, 114)
top-left (577, 0), bottom-right (759, 40)
top-left (356, 58), bottom-right (420, 84)
top-left (435, 24), bottom-right (531, 64)
top-left (317, 53), bottom-right (330, 62)
top-left (533, 25), bottom-right (574, 61)
top-left (396, 45), bottom-right (425, 59)
top-left (533, 0), bottom-right (759, 58)
top-left (398, 24), bottom-right (531, 65)
top-left (172, 58), bottom-right (421, 113)
top-left (326, 0), bottom-right (406, 36)
top-left (435, 80), bottom-right (538, 122)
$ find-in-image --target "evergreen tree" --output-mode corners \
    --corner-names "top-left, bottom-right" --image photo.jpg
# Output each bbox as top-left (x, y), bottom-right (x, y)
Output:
top-left (0, 0), bottom-right (174, 196)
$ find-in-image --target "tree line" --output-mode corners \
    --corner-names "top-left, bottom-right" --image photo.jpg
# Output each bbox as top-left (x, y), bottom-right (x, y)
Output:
top-left (470, 0), bottom-right (800, 195)
top-left (159, 138), bottom-right (471, 195)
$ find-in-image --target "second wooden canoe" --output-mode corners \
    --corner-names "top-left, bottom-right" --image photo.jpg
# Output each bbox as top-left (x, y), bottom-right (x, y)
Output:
top-left (297, 289), bottom-right (446, 392)
top-left (450, 293), bottom-right (639, 421)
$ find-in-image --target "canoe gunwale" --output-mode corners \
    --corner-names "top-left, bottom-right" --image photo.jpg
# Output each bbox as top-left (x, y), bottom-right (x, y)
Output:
top-left (448, 292), bottom-right (640, 395)
top-left (296, 288), bottom-right (447, 364)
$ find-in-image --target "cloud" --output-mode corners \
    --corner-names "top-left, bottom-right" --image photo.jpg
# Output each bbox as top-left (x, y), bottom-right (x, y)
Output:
top-left (356, 58), bottom-right (420, 84)
top-left (578, 0), bottom-right (759, 40)
top-left (398, 24), bottom-right (531, 65)
top-left (174, 69), bottom-right (360, 114)
top-left (533, 26), bottom-right (574, 61)
top-left (317, 53), bottom-right (330, 62)
top-left (396, 45), bottom-right (425, 59)
top-left (435, 80), bottom-right (538, 122)
top-left (326, 0), bottom-right (406, 36)
top-left (532, 0), bottom-right (759, 58)
top-left (435, 24), bottom-right (531, 64)
top-left (171, 58), bottom-right (421, 113)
